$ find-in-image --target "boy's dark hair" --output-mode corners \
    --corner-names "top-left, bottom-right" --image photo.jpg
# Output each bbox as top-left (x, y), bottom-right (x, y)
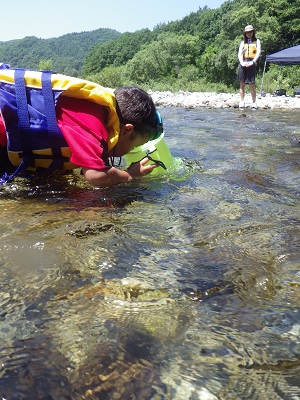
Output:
top-left (114, 86), bottom-right (159, 139)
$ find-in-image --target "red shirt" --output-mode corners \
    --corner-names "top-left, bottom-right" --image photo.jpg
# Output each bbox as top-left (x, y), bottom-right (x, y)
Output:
top-left (56, 96), bottom-right (110, 170)
top-left (0, 96), bottom-right (111, 170)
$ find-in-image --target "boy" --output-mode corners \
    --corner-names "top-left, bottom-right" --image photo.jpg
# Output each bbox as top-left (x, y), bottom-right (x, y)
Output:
top-left (0, 70), bottom-right (161, 186)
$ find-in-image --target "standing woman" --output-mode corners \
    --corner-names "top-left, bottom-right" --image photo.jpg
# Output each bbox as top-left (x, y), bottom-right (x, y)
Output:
top-left (237, 24), bottom-right (261, 109)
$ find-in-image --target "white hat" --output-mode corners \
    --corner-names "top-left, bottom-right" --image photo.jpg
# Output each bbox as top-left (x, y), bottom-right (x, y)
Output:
top-left (244, 25), bottom-right (255, 32)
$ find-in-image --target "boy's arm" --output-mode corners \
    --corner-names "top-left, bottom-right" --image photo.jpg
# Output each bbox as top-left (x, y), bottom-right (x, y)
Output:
top-left (82, 158), bottom-right (157, 187)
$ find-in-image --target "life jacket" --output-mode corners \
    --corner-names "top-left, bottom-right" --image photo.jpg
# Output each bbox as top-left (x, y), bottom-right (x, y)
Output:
top-left (0, 68), bottom-right (120, 183)
top-left (242, 40), bottom-right (257, 60)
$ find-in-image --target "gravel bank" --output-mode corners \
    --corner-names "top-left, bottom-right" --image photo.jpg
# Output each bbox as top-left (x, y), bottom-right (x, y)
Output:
top-left (150, 90), bottom-right (300, 110)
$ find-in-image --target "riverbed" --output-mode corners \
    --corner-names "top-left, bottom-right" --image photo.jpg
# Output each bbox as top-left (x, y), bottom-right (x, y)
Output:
top-left (0, 106), bottom-right (300, 399)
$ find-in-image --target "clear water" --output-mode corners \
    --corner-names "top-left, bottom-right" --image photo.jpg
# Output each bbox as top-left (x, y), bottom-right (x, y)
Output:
top-left (1, 106), bottom-right (300, 399)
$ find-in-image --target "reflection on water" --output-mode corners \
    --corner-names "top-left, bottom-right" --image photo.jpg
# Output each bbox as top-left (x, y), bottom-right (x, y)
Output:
top-left (1, 107), bottom-right (300, 399)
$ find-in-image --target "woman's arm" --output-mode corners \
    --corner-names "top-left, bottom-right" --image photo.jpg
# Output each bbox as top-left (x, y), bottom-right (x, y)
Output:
top-left (253, 38), bottom-right (261, 64)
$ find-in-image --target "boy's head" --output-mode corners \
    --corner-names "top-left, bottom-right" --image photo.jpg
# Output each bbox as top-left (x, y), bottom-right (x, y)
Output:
top-left (114, 86), bottom-right (162, 141)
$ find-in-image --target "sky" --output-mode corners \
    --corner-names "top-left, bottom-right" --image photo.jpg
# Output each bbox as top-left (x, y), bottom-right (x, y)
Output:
top-left (1, 0), bottom-right (225, 42)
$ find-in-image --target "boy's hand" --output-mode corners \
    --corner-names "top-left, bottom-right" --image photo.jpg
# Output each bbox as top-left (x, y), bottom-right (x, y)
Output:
top-left (82, 158), bottom-right (157, 187)
top-left (127, 158), bottom-right (157, 177)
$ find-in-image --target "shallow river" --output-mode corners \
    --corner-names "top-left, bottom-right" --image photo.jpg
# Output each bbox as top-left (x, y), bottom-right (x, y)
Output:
top-left (1, 106), bottom-right (300, 399)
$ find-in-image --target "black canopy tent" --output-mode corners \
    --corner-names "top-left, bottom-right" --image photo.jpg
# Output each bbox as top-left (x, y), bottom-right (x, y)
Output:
top-left (266, 44), bottom-right (300, 65)
top-left (260, 44), bottom-right (300, 94)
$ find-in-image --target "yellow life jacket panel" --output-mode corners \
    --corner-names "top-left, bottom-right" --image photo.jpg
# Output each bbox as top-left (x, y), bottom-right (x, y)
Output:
top-left (243, 40), bottom-right (257, 60)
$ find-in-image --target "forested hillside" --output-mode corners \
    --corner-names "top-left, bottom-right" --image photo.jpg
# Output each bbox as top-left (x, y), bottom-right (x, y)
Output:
top-left (82, 0), bottom-right (300, 93)
top-left (0, 29), bottom-right (121, 76)
top-left (0, 0), bottom-right (299, 93)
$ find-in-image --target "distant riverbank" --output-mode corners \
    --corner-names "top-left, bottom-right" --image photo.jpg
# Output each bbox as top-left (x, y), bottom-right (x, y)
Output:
top-left (150, 90), bottom-right (300, 110)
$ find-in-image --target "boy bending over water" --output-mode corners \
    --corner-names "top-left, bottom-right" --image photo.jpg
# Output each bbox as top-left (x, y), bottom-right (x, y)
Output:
top-left (0, 69), bottom-right (162, 186)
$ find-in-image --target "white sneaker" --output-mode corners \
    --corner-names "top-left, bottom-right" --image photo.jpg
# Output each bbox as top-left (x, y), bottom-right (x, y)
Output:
top-left (252, 102), bottom-right (257, 109)
top-left (239, 101), bottom-right (245, 109)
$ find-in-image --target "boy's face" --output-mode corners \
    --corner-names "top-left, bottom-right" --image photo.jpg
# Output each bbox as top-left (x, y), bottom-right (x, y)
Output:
top-left (109, 124), bottom-right (149, 157)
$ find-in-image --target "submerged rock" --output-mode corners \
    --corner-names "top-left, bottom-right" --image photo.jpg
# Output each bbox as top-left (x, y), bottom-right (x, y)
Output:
top-left (290, 137), bottom-right (300, 147)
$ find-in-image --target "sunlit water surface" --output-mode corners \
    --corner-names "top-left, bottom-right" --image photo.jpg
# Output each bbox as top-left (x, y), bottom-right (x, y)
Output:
top-left (1, 106), bottom-right (300, 399)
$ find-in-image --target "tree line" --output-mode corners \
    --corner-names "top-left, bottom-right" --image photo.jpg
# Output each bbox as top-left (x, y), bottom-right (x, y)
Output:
top-left (0, 0), bottom-right (299, 94)
top-left (0, 29), bottom-right (121, 76)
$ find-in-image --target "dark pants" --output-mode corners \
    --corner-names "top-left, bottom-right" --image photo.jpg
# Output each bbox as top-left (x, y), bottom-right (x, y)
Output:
top-left (237, 63), bottom-right (256, 84)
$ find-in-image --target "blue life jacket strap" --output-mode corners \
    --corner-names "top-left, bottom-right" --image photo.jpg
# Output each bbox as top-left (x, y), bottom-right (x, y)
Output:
top-left (41, 71), bottom-right (62, 157)
top-left (41, 71), bottom-right (68, 173)
top-left (13, 69), bottom-right (67, 175)
top-left (14, 69), bottom-right (33, 161)
top-left (0, 163), bottom-right (27, 184)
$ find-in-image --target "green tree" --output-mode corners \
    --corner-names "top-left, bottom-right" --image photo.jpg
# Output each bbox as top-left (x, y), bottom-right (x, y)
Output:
top-left (83, 29), bottom-right (156, 75)
top-left (122, 33), bottom-right (199, 84)
top-left (86, 66), bottom-right (126, 88)
top-left (39, 59), bottom-right (53, 71)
